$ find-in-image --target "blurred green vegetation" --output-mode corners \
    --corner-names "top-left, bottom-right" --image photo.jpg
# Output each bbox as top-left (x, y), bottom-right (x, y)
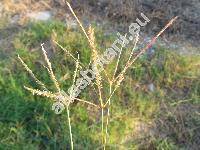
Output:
top-left (0, 21), bottom-right (199, 149)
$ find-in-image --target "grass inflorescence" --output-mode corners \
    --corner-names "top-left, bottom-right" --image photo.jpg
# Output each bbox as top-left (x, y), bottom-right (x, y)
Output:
top-left (0, 2), bottom-right (199, 149)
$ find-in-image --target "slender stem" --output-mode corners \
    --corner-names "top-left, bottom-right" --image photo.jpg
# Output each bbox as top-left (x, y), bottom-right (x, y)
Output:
top-left (65, 1), bottom-right (91, 43)
top-left (74, 98), bottom-right (99, 108)
top-left (127, 34), bottom-right (139, 63)
top-left (104, 86), bottom-right (118, 108)
top-left (112, 34), bottom-right (127, 80)
top-left (41, 43), bottom-right (61, 93)
top-left (54, 40), bottom-right (81, 65)
top-left (66, 106), bottom-right (73, 150)
top-left (69, 53), bottom-right (79, 100)
top-left (105, 82), bottom-right (112, 146)
top-left (101, 107), bottom-right (105, 149)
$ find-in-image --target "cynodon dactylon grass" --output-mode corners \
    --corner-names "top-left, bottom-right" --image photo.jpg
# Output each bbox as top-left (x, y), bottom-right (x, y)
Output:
top-left (18, 1), bottom-right (178, 149)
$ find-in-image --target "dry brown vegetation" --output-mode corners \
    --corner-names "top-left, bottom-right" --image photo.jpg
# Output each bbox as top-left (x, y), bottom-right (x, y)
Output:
top-left (71, 0), bottom-right (200, 44)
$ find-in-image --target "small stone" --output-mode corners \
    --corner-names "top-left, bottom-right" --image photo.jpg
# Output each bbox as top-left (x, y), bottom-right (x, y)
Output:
top-left (65, 19), bottom-right (78, 28)
top-left (10, 14), bottom-right (20, 24)
top-left (27, 11), bottom-right (52, 21)
top-left (148, 83), bottom-right (155, 92)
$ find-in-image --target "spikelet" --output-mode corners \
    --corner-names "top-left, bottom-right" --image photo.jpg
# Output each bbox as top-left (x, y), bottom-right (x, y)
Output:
top-left (18, 55), bottom-right (47, 90)
top-left (88, 26), bottom-right (102, 90)
top-left (41, 43), bottom-right (61, 93)
top-left (24, 86), bottom-right (55, 99)
top-left (88, 26), bottom-right (96, 53)
top-left (115, 73), bottom-right (125, 88)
